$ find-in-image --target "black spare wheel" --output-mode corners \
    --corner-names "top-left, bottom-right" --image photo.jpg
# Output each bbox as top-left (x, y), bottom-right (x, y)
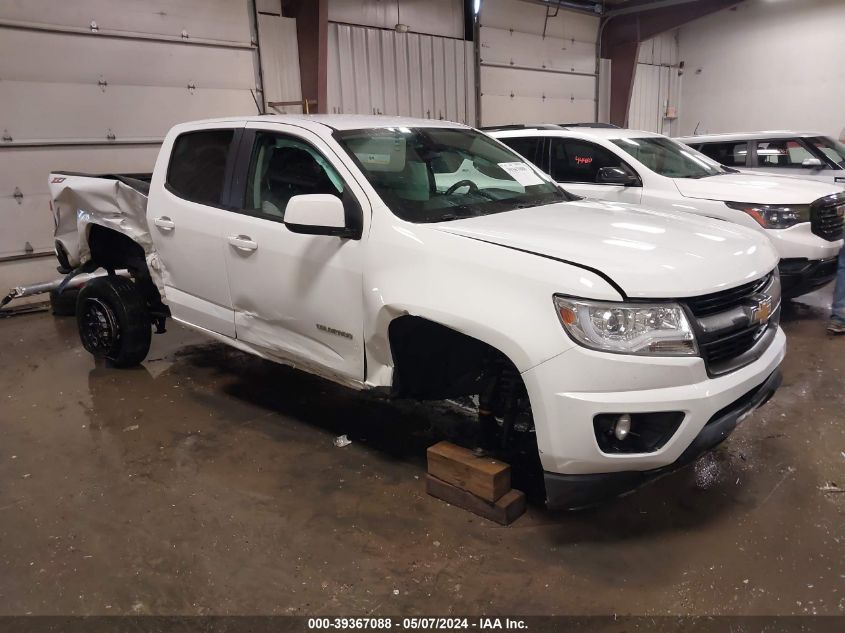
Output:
top-left (76, 276), bottom-right (151, 367)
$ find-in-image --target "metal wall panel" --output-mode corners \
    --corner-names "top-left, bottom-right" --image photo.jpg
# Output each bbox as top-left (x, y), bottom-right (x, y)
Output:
top-left (480, 26), bottom-right (596, 75)
top-left (479, 0), bottom-right (599, 126)
top-left (328, 0), bottom-right (463, 39)
top-left (481, 0), bottom-right (597, 40)
top-left (1, 81), bottom-right (255, 141)
top-left (0, 29), bottom-right (256, 91)
top-left (258, 13), bottom-right (302, 112)
top-left (0, 0), bottom-right (253, 44)
top-left (628, 33), bottom-right (680, 134)
top-left (480, 65), bottom-right (595, 126)
top-left (327, 22), bottom-right (475, 124)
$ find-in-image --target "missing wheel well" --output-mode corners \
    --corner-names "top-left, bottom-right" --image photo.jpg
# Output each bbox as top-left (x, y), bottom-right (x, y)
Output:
top-left (388, 316), bottom-right (517, 400)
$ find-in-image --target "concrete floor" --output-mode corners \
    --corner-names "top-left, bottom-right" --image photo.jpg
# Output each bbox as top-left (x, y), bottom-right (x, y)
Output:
top-left (0, 289), bottom-right (843, 617)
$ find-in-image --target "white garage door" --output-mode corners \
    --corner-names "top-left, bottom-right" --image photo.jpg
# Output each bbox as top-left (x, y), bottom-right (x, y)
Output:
top-left (0, 0), bottom-right (260, 268)
top-left (478, 0), bottom-right (599, 126)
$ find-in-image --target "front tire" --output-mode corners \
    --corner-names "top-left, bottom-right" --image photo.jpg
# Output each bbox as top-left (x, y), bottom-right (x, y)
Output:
top-left (76, 276), bottom-right (151, 367)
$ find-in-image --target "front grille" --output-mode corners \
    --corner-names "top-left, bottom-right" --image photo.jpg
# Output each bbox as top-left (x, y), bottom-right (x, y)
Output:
top-left (685, 273), bottom-right (772, 318)
top-left (811, 196), bottom-right (845, 242)
top-left (683, 272), bottom-right (780, 376)
top-left (700, 323), bottom-right (768, 366)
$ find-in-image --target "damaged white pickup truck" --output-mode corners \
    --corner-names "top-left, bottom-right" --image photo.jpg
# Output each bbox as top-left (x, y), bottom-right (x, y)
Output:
top-left (49, 115), bottom-right (786, 509)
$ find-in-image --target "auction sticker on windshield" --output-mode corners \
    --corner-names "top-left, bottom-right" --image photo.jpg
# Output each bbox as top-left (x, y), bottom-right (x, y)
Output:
top-left (498, 162), bottom-right (545, 187)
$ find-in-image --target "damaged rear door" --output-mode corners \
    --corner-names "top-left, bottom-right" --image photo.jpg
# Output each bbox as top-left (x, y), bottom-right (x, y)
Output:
top-left (219, 122), bottom-right (367, 383)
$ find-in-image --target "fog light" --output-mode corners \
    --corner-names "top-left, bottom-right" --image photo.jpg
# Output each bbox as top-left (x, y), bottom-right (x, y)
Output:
top-left (614, 414), bottom-right (632, 441)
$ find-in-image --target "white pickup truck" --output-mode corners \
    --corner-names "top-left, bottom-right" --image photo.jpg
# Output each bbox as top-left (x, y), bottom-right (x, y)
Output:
top-left (49, 115), bottom-right (785, 509)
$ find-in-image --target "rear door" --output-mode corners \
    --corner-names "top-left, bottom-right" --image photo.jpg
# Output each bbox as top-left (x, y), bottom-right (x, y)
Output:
top-left (151, 123), bottom-right (244, 337)
top-left (218, 122), bottom-right (367, 382)
top-left (697, 141), bottom-right (751, 168)
top-left (546, 137), bottom-right (642, 204)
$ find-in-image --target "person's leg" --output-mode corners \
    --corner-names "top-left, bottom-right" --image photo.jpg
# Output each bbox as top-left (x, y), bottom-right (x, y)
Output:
top-left (828, 245), bottom-right (845, 333)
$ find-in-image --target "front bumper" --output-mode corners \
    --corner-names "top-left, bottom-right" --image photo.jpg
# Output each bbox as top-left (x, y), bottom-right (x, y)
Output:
top-left (779, 256), bottom-right (838, 298)
top-left (543, 369), bottom-right (782, 510)
top-left (521, 326), bottom-right (786, 507)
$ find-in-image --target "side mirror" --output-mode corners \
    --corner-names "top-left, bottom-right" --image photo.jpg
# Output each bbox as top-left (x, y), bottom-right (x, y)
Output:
top-left (284, 194), bottom-right (354, 238)
top-left (597, 166), bottom-right (638, 186)
top-left (802, 157), bottom-right (824, 169)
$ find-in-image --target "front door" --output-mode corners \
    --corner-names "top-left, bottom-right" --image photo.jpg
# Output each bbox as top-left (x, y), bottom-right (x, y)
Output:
top-left (219, 124), bottom-right (366, 382)
top-left (547, 138), bottom-right (643, 204)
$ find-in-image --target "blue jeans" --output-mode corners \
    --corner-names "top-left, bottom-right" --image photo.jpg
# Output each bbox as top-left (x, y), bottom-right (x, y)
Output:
top-left (832, 245), bottom-right (845, 324)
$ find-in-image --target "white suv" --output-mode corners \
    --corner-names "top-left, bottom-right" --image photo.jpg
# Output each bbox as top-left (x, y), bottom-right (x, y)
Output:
top-left (678, 131), bottom-right (845, 186)
top-left (490, 125), bottom-right (845, 299)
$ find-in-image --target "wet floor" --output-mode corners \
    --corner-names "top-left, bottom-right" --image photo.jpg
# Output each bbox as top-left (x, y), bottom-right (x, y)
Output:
top-left (0, 289), bottom-right (843, 617)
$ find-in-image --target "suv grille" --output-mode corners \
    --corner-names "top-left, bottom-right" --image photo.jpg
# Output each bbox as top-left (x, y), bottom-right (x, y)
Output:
top-left (686, 273), bottom-right (772, 317)
top-left (683, 272), bottom-right (780, 376)
top-left (811, 195), bottom-right (845, 242)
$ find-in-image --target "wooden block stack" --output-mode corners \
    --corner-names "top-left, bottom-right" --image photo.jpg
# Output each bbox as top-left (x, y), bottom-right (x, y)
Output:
top-left (426, 441), bottom-right (526, 525)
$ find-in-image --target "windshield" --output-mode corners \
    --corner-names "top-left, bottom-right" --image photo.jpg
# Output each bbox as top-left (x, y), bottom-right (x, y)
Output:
top-left (335, 127), bottom-right (567, 223)
top-left (808, 136), bottom-right (845, 169)
top-left (612, 137), bottom-right (729, 179)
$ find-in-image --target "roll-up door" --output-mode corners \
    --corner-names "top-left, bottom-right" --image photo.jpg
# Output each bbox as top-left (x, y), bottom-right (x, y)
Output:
top-left (478, 0), bottom-right (599, 126)
top-left (0, 0), bottom-right (261, 293)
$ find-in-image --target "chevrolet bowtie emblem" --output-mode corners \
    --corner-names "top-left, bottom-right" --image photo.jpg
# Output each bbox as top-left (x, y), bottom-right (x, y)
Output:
top-left (750, 298), bottom-right (773, 324)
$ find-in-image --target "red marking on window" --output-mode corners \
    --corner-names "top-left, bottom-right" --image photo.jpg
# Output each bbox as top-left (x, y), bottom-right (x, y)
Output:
top-left (575, 156), bottom-right (593, 165)
top-left (51, 177), bottom-right (66, 183)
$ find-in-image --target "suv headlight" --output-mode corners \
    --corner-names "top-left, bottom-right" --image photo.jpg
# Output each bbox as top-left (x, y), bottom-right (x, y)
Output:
top-left (725, 201), bottom-right (810, 229)
top-left (554, 296), bottom-right (697, 356)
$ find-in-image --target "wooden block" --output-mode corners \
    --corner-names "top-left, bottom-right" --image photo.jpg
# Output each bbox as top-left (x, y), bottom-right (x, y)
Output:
top-left (426, 474), bottom-right (526, 526)
top-left (426, 441), bottom-right (511, 502)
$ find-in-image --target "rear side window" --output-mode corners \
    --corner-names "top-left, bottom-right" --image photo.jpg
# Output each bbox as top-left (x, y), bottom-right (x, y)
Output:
top-left (549, 139), bottom-right (624, 183)
top-left (755, 139), bottom-right (813, 168)
top-left (499, 136), bottom-right (542, 166)
top-left (167, 129), bottom-right (234, 205)
top-left (698, 142), bottom-right (748, 167)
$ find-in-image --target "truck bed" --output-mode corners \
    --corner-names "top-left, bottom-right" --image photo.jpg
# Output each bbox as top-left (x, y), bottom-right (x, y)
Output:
top-left (49, 171), bottom-right (154, 275)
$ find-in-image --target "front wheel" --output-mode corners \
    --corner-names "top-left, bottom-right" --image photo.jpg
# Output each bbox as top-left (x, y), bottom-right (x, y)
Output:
top-left (76, 276), bottom-right (151, 367)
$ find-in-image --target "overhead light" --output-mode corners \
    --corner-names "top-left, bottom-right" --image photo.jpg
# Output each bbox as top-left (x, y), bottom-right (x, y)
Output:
top-left (394, 23), bottom-right (409, 33)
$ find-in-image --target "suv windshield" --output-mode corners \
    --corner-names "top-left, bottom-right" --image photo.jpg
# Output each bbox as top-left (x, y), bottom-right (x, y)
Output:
top-left (612, 136), bottom-right (729, 179)
top-left (335, 127), bottom-right (567, 223)
top-left (808, 136), bottom-right (845, 169)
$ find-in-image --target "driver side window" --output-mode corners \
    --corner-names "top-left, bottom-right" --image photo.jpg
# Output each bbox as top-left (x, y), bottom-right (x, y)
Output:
top-left (549, 139), bottom-right (626, 183)
top-left (245, 132), bottom-right (344, 221)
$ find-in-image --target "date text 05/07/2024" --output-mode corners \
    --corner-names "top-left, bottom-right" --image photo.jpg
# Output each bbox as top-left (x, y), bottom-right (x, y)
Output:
top-left (307, 617), bottom-right (528, 630)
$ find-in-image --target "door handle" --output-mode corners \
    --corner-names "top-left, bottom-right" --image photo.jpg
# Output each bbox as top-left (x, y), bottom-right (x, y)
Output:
top-left (154, 216), bottom-right (175, 230)
top-left (227, 234), bottom-right (258, 252)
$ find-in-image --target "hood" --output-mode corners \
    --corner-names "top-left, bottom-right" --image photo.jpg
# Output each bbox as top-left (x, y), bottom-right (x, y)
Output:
top-left (673, 172), bottom-right (842, 204)
top-left (432, 200), bottom-right (778, 299)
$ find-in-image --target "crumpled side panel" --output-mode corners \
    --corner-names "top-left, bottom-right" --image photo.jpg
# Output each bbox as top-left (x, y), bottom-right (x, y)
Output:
top-left (51, 177), bottom-right (168, 298)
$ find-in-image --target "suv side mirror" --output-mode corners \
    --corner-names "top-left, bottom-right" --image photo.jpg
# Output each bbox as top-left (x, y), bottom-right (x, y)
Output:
top-left (597, 166), bottom-right (638, 186)
top-left (802, 157), bottom-right (824, 169)
top-left (284, 194), bottom-right (355, 238)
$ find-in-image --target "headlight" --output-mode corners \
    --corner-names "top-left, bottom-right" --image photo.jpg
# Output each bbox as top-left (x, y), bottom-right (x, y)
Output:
top-left (725, 201), bottom-right (810, 229)
top-left (554, 296), bottom-right (697, 356)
